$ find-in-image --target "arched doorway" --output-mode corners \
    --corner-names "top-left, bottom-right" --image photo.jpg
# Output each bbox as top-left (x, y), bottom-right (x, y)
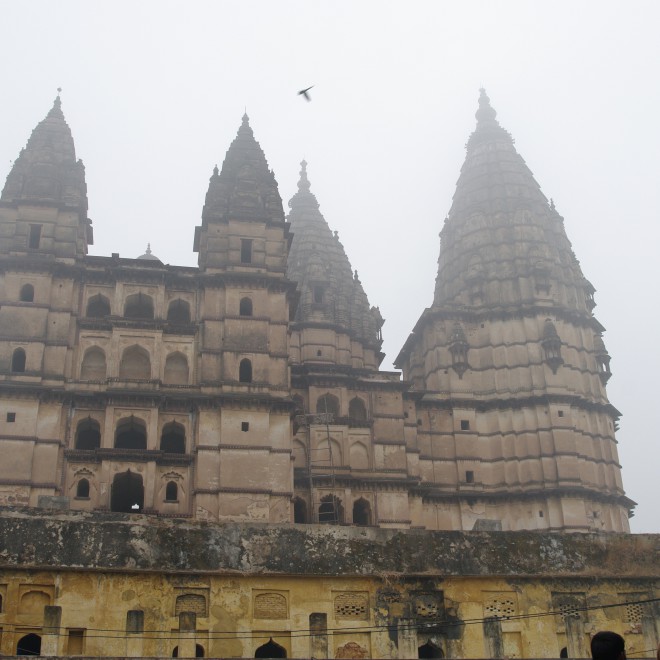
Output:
top-left (418, 641), bottom-right (444, 658)
top-left (16, 633), bottom-right (41, 656)
top-left (255, 638), bottom-right (286, 658)
top-left (172, 644), bottom-right (204, 657)
top-left (111, 471), bottom-right (144, 513)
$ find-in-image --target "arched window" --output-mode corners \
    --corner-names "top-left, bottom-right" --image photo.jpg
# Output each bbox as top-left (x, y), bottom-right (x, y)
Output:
top-left (239, 297), bottom-right (253, 316)
top-left (316, 393), bottom-right (339, 417)
top-left (418, 642), bottom-right (444, 659)
top-left (350, 441), bottom-right (369, 470)
top-left (349, 397), bottom-right (367, 422)
top-left (76, 478), bottom-right (90, 498)
top-left (293, 497), bottom-right (308, 523)
top-left (19, 283), bottom-right (34, 302)
top-left (239, 358), bottom-right (252, 383)
top-left (255, 639), bottom-right (286, 658)
top-left (75, 418), bottom-right (101, 450)
top-left (318, 494), bottom-right (344, 524)
top-left (164, 352), bottom-right (189, 385)
top-left (110, 470), bottom-right (144, 513)
top-left (119, 345), bottom-right (151, 380)
top-left (86, 294), bottom-right (111, 317)
top-left (165, 481), bottom-right (178, 501)
top-left (160, 422), bottom-right (186, 453)
top-left (317, 438), bottom-right (342, 466)
top-left (353, 498), bottom-right (371, 526)
top-left (11, 348), bottom-right (26, 373)
top-left (124, 293), bottom-right (154, 319)
top-left (81, 347), bottom-right (107, 380)
top-left (115, 416), bottom-right (147, 450)
top-left (17, 633), bottom-right (42, 656)
top-left (167, 299), bottom-right (191, 324)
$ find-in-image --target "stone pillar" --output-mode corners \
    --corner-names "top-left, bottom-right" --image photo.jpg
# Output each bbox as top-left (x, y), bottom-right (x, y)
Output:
top-left (565, 615), bottom-right (587, 659)
top-left (642, 613), bottom-right (659, 656)
top-left (42, 605), bottom-right (62, 656)
top-left (396, 619), bottom-right (417, 659)
top-left (126, 609), bottom-right (145, 657)
top-left (483, 616), bottom-right (504, 658)
top-left (178, 611), bottom-right (197, 658)
top-left (309, 612), bottom-right (328, 659)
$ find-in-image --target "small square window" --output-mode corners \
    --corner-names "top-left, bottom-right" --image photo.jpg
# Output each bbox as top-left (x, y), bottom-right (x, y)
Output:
top-left (466, 470), bottom-right (474, 483)
top-left (6, 412), bottom-right (16, 422)
top-left (316, 349), bottom-right (322, 356)
top-left (241, 422), bottom-right (249, 432)
top-left (539, 510), bottom-right (544, 518)
top-left (558, 410), bottom-right (564, 417)
top-left (460, 420), bottom-right (470, 430)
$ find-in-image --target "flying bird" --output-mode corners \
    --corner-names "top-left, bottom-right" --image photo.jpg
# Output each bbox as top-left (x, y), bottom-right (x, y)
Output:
top-left (298, 86), bottom-right (314, 101)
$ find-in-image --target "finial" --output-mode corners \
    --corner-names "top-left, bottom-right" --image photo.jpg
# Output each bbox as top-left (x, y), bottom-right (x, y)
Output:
top-left (145, 243), bottom-right (152, 255)
top-left (213, 164), bottom-right (219, 176)
top-left (242, 111), bottom-right (249, 124)
top-left (550, 198), bottom-right (555, 210)
top-left (475, 87), bottom-right (497, 125)
top-left (297, 159), bottom-right (311, 192)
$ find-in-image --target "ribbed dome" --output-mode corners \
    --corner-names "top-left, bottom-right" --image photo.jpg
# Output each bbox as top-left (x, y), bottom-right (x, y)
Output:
top-left (433, 89), bottom-right (592, 314)
top-left (202, 114), bottom-right (285, 223)
top-left (287, 160), bottom-right (383, 349)
top-left (1, 95), bottom-right (88, 214)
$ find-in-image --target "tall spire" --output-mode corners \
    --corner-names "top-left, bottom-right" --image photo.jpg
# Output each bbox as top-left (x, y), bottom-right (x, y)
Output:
top-left (287, 161), bottom-right (383, 355)
top-left (1, 93), bottom-right (87, 213)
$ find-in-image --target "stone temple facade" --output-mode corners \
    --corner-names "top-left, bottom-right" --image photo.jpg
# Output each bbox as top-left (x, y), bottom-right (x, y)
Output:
top-left (0, 91), bottom-right (656, 660)
top-left (0, 91), bottom-right (633, 534)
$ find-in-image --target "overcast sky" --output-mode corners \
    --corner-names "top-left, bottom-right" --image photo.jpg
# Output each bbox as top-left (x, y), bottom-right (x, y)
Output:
top-left (1, 1), bottom-right (658, 533)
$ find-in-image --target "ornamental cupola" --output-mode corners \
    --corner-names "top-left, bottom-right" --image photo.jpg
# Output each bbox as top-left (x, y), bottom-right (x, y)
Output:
top-left (193, 114), bottom-right (289, 273)
top-left (287, 160), bottom-right (384, 367)
top-left (0, 94), bottom-right (92, 260)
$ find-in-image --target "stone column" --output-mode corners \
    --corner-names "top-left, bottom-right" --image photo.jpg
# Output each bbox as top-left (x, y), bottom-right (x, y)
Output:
top-left (42, 605), bottom-right (62, 656)
top-left (483, 616), bottom-right (504, 658)
top-left (126, 609), bottom-right (145, 657)
top-left (309, 612), bottom-right (328, 659)
top-left (178, 611), bottom-right (197, 658)
top-left (565, 615), bottom-right (587, 659)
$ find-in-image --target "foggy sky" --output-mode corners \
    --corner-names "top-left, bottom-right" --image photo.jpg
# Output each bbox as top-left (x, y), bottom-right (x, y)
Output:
top-left (1, 0), bottom-right (658, 532)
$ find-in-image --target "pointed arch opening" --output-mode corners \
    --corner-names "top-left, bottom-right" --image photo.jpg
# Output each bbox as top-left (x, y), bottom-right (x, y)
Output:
top-left (348, 396), bottom-right (367, 423)
top-left (255, 638), bottom-right (286, 658)
top-left (86, 293), bottom-right (111, 318)
top-left (293, 497), bottom-right (308, 523)
top-left (353, 498), bottom-right (372, 526)
top-left (19, 283), bottom-right (34, 302)
top-left (418, 641), bottom-right (444, 659)
top-left (115, 416), bottom-right (147, 450)
top-left (76, 478), bottom-right (90, 498)
top-left (317, 437), bottom-right (342, 467)
top-left (111, 470), bottom-right (144, 513)
top-left (239, 358), bottom-right (252, 383)
top-left (349, 441), bottom-right (369, 470)
top-left (119, 345), bottom-right (151, 380)
top-left (318, 494), bottom-right (344, 524)
top-left (316, 393), bottom-right (339, 417)
top-left (167, 299), bottom-right (191, 324)
top-left (81, 346), bottom-right (107, 380)
top-left (75, 417), bottom-right (101, 450)
top-left (239, 297), bottom-right (253, 316)
top-left (124, 292), bottom-right (154, 319)
top-left (164, 352), bottom-right (189, 385)
top-left (16, 633), bottom-right (41, 656)
top-left (160, 422), bottom-right (186, 454)
top-left (11, 348), bottom-right (26, 373)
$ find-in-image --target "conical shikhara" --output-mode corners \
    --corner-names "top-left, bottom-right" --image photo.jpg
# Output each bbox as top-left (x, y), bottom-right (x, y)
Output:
top-left (0, 91), bottom-right (632, 533)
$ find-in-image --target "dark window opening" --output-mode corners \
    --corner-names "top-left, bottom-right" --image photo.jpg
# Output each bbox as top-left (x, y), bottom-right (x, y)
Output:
top-left (75, 418), bottom-right (101, 450)
top-left (539, 510), bottom-right (544, 518)
top-left (7, 412), bottom-right (16, 422)
top-left (313, 285), bottom-right (324, 304)
top-left (353, 498), bottom-right (371, 526)
top-left (293, 497), bottom-right (308, 523)
top-left (86, 294), bottom-right (111, 317)
top-left (316, 349), bottom-right (322, 357)
top-left (460, 419), bottom-right (470, 430)
top-left (240, 239), bottom-right (252, 264)
top-left (115, 416), bottom-right (147, 450)
top-left (466, 470), bottom-right (474, 483)
top-left (110, 470), bottom-right (144, 513)
top-left (239, 297), bottom-right (253, 316)
top-left (241, 421), bottom-right (249, 432)
top-left (558, 410), bottom-right (564, 417)
top-left (119, 345), bottom-right (151, 380)
top-left (318, 494), bottom-right (344, 524)
top-left (160, 422), bottom-right (186, 453)
top-left (20, 283), bottom-right (34, 302)
top-left (76, 479), bottom-right (90, 498)
top-left (17, 633), bottom-right (42, 656)
top-left (418, 642), bottom-right (444, 659)
top-left (165, 481), bottom-right (178, 501)
top-left (255, 639), bottom-right (286, 658)
top-left (124, 293), bottom-right (154, 319)
top-left (239, 358), bottom-right (252, 383)
top-left (316, 393), bottom-right (339, 417)
top-left (11, 348), bottom-right (26, 373)
top-left (167, 299), bottom-right (191, 324)
top-left (349, 397), bottom-right (367, 422)
top-left (560, 648), bottom-right (568, 659)
top-left (28, 224), bottom-right (42, 249)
